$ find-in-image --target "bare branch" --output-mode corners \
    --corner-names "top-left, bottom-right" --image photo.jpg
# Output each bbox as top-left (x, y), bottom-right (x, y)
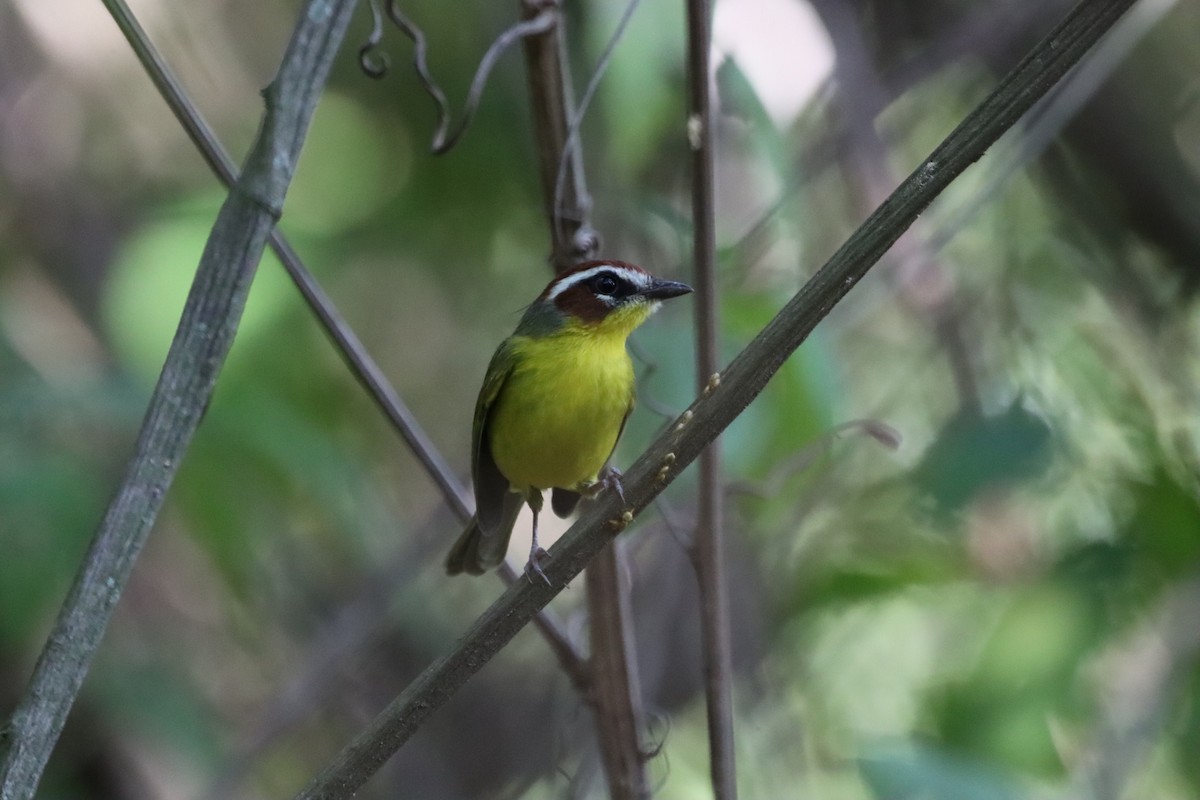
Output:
top-left (683, 0), bottom-right (737, 796)
top-left (520, 0), bottom-right (597, 272)
top-left (0, 1), bottom-right (359, 796)
top-left (586, 545), bottom-right (652, 799)
top-left (290, 1), bottom-right (1138, 796)
top-left (551, 0), bottom-right (644, 258)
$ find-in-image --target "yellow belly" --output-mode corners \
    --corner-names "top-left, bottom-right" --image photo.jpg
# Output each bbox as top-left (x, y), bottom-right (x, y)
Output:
top-left (488, 331), bottom-right (634, 492)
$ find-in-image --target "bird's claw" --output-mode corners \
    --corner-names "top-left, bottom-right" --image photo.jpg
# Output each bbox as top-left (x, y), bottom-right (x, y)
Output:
top-left (603, 467), bottom-right (626, 504)
top-left (584, 467), bottom-right (625, 504)
top-left (524, 547), bottom-right (551, 586)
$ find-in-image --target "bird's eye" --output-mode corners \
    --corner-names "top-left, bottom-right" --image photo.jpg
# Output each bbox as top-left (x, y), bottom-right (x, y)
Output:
top-left (595, 275), bottom-right (619, 295)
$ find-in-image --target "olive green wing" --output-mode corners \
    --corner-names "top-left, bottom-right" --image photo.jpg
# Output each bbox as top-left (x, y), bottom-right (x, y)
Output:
top-left (472, 338), bottom-right (524, 537)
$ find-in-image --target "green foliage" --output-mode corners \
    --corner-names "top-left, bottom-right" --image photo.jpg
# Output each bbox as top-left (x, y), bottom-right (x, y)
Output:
top-left (914, 402), bottom-right (1054, 515)
top-left (859, 742), bottom-right (1027, 800)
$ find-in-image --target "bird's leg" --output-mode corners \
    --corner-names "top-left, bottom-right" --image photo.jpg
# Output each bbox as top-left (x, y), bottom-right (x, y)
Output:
top-left (582, 465), bottom-right (625, 505)
top-left (524, 491), bottom-right (551, 586)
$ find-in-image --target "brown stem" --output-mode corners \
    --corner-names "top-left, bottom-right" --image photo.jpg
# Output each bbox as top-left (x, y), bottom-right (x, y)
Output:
top-left (586, 544), bottom-right (651, 799)
top-left (684, 0), bottom-right (737, 797)
top-left (519, 0), bottom-right (598, 272)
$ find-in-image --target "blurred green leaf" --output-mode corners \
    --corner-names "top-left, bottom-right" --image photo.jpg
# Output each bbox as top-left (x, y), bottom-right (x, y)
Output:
top-left (286, 91), bottom-right (409, 236)
top-left (1123, 467), bottom-right (1200, 577)
top-left (934, 583), bottom-right (1098, 775)
top-left (860, 741), bottom-right (1027, 800)
top-left (102, 196), bottom-right (294, 383)
top-left (915, 402), bottom-right (1054, 514)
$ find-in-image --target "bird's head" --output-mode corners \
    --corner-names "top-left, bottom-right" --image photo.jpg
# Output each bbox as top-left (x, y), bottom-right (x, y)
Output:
top-left (529, 260), bottom-right (693, 339)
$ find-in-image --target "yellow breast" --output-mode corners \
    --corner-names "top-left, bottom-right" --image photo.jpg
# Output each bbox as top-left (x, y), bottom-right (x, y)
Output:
top-left (487, 323), bottom-right (636, 492)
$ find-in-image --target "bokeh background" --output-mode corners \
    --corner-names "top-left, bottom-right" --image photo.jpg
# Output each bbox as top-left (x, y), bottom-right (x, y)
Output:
top-left (2, 0), bottom-right (1199, 797)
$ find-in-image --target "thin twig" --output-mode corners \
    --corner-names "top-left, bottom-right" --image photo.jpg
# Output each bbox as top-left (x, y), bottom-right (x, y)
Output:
top-left (358, 0), bottom-right (389, 78)
top-left (377, 2), bottom-right (449, 131)
top-left (520, 0), bottom-right (597, 272)
top-left (291, 2), bottom-right (1138, 795)
top-left (379, 2), bottom-right (556, 154)
top-left (683, 0), bottom-right (737, 797)
top-left (550, 0), bottom-right (644, 255)
top-left (99, 0), bottom-right (464, 511)
top-left (98, 0), bottom-right (588, 693)
top-left (0, 1), bottom-right (360, 797)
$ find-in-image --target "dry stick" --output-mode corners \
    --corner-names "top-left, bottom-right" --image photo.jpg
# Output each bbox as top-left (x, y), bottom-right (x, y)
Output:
top-left (549, 0), bottom-right (643, 262)
top-left (518, 1), bottom-right (650, 796)
top-left (585, 538), bottom-right (652, 800)
top-left (683, 0), bottom-right (736, 798)
top-left (0, 2), bottom-right (359, 798)
top-left (379, 3), bottom-right (558, 156)
top-left (98, 0), bottom-right (587, 694)
top-left (293, 1), bottom-right (1137, 796)
top-left (586, 553), bottom-right (651, 799)
top-left (519, 0), bottom-right (598, 272)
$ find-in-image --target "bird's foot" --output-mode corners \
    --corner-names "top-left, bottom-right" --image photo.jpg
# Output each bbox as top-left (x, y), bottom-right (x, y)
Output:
top-left (524, 546), bottom-right (551, 586)
top-left (584, 466), bottom-right (625, 505)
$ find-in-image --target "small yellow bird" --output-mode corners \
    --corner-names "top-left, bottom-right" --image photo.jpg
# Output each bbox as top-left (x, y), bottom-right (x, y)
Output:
top-left (446, 260), bottom-right (692, 581)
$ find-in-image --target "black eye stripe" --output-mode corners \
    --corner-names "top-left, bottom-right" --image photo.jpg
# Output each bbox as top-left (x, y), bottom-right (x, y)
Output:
top-left (588, 271), bottom-right (633, 297)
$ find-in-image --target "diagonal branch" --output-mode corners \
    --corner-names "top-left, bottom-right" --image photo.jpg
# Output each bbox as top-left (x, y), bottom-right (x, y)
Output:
top-left (291, 0), bottom-right (1137, 795)
top-left (0, 1), bottom-right (360, 797)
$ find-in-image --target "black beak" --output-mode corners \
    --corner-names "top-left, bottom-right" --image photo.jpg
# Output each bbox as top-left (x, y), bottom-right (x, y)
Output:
top-left (641, 278), bottom-right (693, 301)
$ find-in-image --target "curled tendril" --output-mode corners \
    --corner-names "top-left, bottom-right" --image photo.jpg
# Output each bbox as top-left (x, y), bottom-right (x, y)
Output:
top-left (426, 7), bottom-right (556, 154)
top-left (385, 1), bottom-right (451, 149)
top-left (365, 1), bottom-right (557, 154)
top-left (358, 0), bottom-right (390, 79)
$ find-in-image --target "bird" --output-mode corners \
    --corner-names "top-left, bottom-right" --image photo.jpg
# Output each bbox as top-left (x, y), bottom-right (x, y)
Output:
top-left (446, 260), bottom-right (693, 582)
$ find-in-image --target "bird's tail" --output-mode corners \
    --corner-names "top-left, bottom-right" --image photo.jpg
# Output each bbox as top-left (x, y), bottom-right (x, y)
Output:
top-left (445, 496), bottom-right (523, 576)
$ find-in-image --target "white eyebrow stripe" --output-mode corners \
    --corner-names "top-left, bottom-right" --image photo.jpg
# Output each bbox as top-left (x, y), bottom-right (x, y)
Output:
top-left (546, 264), bottom-right (651, 300)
